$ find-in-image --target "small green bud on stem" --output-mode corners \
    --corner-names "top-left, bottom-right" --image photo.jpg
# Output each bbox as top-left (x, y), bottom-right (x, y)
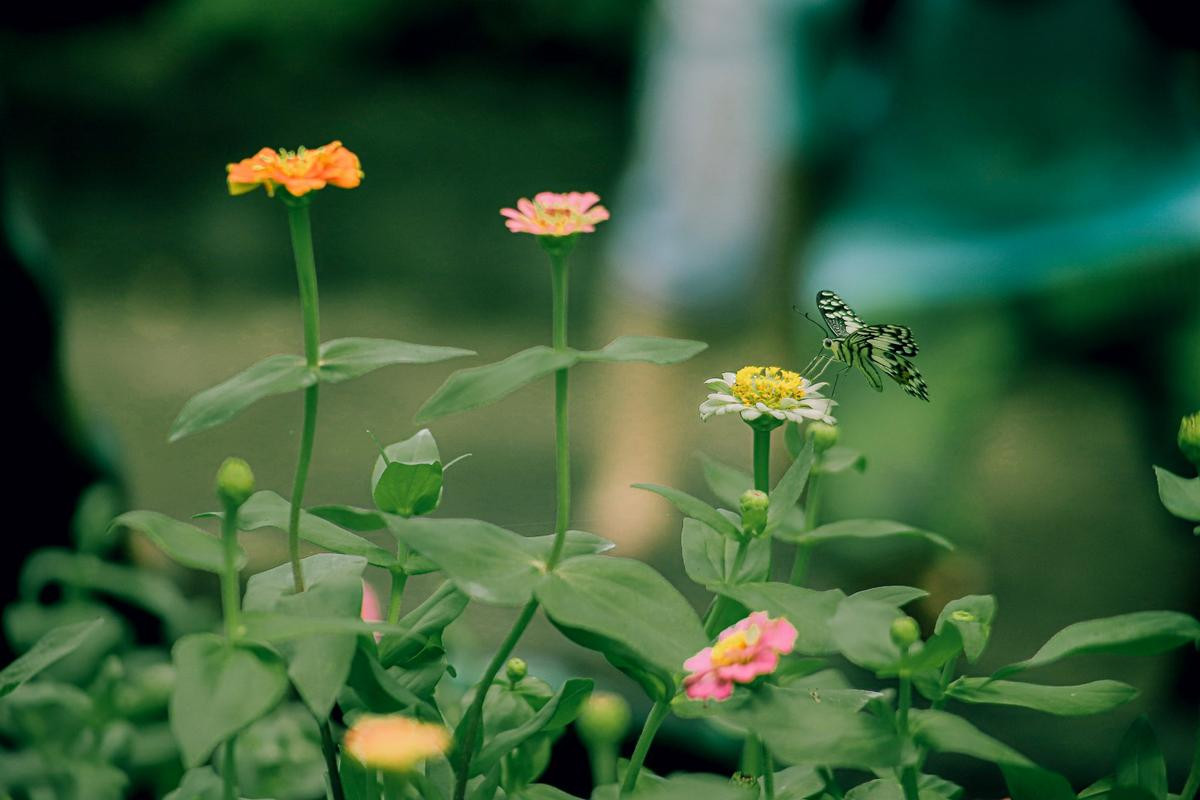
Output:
top-left (739, 489), bottom-right (770, 538)
top-left (216, 457), bottom-right (255, 509)
top-left (576, 691), bottom-right (632, 746)
top-left (890, 616), bottom-right (921, 651)
top-left (1179, 411), bottom-right (1200, 467)
top-left (807, 421), bottom-right (839, 454)
top-left (505, 657), bottom-right (527, 683)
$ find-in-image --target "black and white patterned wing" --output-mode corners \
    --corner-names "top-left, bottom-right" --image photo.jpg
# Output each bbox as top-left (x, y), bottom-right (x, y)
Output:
top-left (870, 349), bottom-right (929, 401)
top-left (855, 323), bottom-right (920, 357)
top-left (816, 290), bottom-right (865, 338)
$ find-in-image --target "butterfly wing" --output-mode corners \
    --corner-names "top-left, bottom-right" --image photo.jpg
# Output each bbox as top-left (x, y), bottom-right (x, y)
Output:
top-left (855, 323), bottom-right (920, 357)
top-left (871, 349), bottom-right (929, 401)
top-left (857, 356), bottom-right (885, 392)
top-left (816, 290), bottom-right (865, 338)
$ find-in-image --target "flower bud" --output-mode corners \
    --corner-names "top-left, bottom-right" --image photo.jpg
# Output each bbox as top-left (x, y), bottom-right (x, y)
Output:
top-left (575, 691), bottom-right (632, 746)
top-left (505, 657), bottom-right (528, 683)
top-left (890, 616), bottom-right (921, 651)
top-left (216, 457), bottom-right (255, 508)
top-left (807, 421), bottom-right (840, 453)
top-left (739, 490), bottom-right (769, 538)
top-left (1179, 411), bottom-right (1200, 467)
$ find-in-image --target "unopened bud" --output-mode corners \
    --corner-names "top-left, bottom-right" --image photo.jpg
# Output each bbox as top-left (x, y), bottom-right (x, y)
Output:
top-left (739, 490), bottom-right (769, 538)
top-left (575, 691), bottom-right (631, 745)
top-left (730, 773), bottom-right (758, 789)
top-left (890, 616), bottom-right (921, 651)
top-left (1179, 411), bottom-right (1200, 467)
top-left (216, 457), bottom-right (255, 508)
top-left (807, 421), bottom-right (840, 453)
top-left (505, 658), bottom-right (527, 683)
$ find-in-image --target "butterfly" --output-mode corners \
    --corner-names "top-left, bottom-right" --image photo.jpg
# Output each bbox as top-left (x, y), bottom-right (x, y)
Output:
top-left (812, 290), bottom-right (929, 401)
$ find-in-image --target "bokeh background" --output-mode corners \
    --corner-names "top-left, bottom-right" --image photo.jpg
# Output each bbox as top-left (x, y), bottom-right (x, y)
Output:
top-left (4, 0), bottom-right (1200, 798)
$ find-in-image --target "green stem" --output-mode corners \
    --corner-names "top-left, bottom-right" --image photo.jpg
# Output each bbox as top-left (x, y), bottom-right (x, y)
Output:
top-left (222, 738), bottom-right (237, 800)
top-left (1181, 707), bottom-right (1200, 800)
top-left (386, 569), bottom-right (408, 624)
top-left (219, 503), bottom-right (242, 644)
top-left (819, 767), bottom-right (844, 799)
top-left (546, 248), bottom-right (571, 569)
top-left (620, 699), bottom-right (670, 796)
top-left (381, 772), bottom-right (409, 800)
top-left (586, 741), bottom-right (618, 789)
top-left (896, 671), bottom-right (919, 800)
top-left (284, 201), bottom-right (323, 594)
top-left (452, 599), bottom-right (540, 800)
top-left (788, 455), bottom-right (822, 585)
top-left (760, 737), bottom-right (775, 800)
top-left (319, 719), bottom-right (347, 800)
top-left (753, 427), bottom-right (771, 493)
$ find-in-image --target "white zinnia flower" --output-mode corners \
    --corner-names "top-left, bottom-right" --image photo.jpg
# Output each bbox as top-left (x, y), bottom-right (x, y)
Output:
top-left (699, 365), bottom-right (836, 425)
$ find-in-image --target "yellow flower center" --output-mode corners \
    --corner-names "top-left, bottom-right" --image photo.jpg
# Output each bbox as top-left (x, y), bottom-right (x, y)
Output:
top-left (711, 624), bottom-right (762, 666)
top-left (731, 366), bottom-right (806, 409)
top-left (532, 204), bottom-right (585, 234)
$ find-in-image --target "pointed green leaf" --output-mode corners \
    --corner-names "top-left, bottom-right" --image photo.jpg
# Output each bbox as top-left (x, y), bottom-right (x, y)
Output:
top-left (372, 429), bottom-right (441, 480)
top-left (630, 774), bottom-right (756, 799)
top-left (768, 442), bottom-right (816, 530)
top-left (307, 504), bottom-right (386, 531)
top-left (909, 709), bottom-right (1032, 766)
top-left (0, 619), bottom-right (103, 698)
top-left (779, 519), bottom-right (952, 549)
top-left (850, 586), bottom-right (928, 607)
top-left (169, 354), bottom-right (311, 441)
top-left (535, 556), bottom-right (706, 701)
top-left (113, 511), bottom-right (242, 574)
top-left (169, 634), bottom-right (288, 767)
top-left (415, 346), bottom-right (580, 423)
top-left (1000, 765), bottom-right (1075, 800)
top-left (578, 336), bottom-right (707, 364)
top-left (831, 598), bottom-right (907, 672)
top-left (818, 446), bottom-right (868, 475)
top-left (163, 767), bottom-right (226, 800)
top-left (632, 483), bottom-right (741, 540)
top-left (373, 462), bottom-right (443, 517)
top-left (680, 519), bottom-right (769, 587)
top-left (1153, 466), bottom-right (1200, 522)
top-left (345, 639), bottom-right (440, 719)
top-left (844, 779), bottom-right (950, 800)
top-left (713, 582), bottom-right (844, 655)
top-left (1115, 717), bottom-right (1167, 800)
top-left (935, 595), bottom-right (996, 663)
top-left (316, 337), bottom-right (473, 383)
top-left (696, 452), bottom-right (753, 508)
top-left (472, 678), bottom-right (594, 776)
top-left (378, 581), bottom-right (469, 669)
top-left (946, 678), bottom-right (1137, 716)
top-left (994, 611), bottom-right (1200, 677)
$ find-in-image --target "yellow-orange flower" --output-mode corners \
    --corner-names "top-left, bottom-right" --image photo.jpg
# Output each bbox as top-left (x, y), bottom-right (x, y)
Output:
top-left (226, 141), bottom-right (363, 198)
top-left (342, 715), bottom-right (449, 773)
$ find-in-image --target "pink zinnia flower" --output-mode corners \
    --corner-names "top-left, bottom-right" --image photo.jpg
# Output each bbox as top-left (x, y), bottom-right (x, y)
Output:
top-left (683, 611), bottom-right (797, 702)
top-left (361, 580), bottom-right (383, 642)
top-left (500, 191), bottom-right (610, 236)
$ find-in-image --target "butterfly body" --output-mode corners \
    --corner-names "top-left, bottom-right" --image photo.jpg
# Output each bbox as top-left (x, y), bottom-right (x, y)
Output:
top-left (815, 290), bottom-right (929, 401)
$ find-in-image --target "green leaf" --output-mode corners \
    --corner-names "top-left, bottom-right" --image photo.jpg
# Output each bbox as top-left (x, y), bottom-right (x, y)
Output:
top-left (909, 709), bottom-right (1032, 766)
top-left (818, 446), bottom-right (868, 475)
top-left (1000, 765), bottom-right (1075, 800)
top-left (0, 619), bottom-right (103, 698)
top-left (163, 767), bottom-right (226, 800)
top-left (945, 678), bottom-right (1137, 716)
top-left (713, 582), bottom-right (844, 655)
top-left (345, 639), bottom-right (440, 719)
top-left (1153, 466), bottom-right (1200, 522)
top-left (517, 786), bottom-right (583, 800)
top-left (378, 581), bottom-right (469, 669)
top-left (851, 586), bottom-right (929, 607)
top-left (716, 683), bottom-right (901, 769)
top-left (774, 766), bottom-right (825, 800)
top-left (170, 633), bottom-right (289, 767)
top-left (768, 442), bottom-right (816, 530)
top-left (472, 678), bottom-right (593, 776)
top-left (632, 483), bottom-right (742, 541)
top-left (994, 611), bottom-right (1200, 677)
top-left (935, 595), bottom-right (996, 663)
top-left (629, 774), bottom-right (756, 800)
top-left (1115, 717), bottom-right (1167, 800)
top-left (307, 504), bottom-right (387, 531)
top-left (830, 598), bottom-right (906, 672)
top-left (415, 346), bottom-right (579, 423)
top-left (215, 491), bottom-right (399, 569)
top-left (372, 429), bottom-right (441, 479)
top-left (535, 556), bottom-right (707, 701)
top-left (373, 462), bottom-right (444, 517)
top-left (779, 519), bottom-right (953, 550)
top-left (316, 337), bottom-right (473, 383)
top-left (169, 353), bottom-right (311, 441)
top-left (680, 519), bottom-right (769, 587)
top-left (112, 511), bottom-right (242, 574)
top-left (696, 452), bottom-right (753, 508)
top-left (578, 336), bottom-right (707, 364)
top-left (844, 779), bottom-right (950, 800)
top-left (243, 554), bottom-right (367, 719)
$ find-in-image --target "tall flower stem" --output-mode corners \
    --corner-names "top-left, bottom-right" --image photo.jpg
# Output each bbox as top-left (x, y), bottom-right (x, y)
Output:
top-left (620, 699), bottom-right (670, 796)
top-left (222, 738), bottom-right (237, 800)
top-left (319, 720), bottom-right (347, 800)
top-left (386, 568), bottom-right (408, 624)
top-left (896, 671), bottom-right (920, 800)
top-left (753, 427), bottom-right (771, 493)
top-left (218, 502), bottom-right (241, 800)
top-left (1181, 712), bottom-right (1200, 800)
top-left (788, 452), bottom-right (823, 585)
top-left (285, 201), bottom-right (322, 594)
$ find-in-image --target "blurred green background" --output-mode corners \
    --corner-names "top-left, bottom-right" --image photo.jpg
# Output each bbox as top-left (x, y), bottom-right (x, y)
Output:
top-left (3, 0), bottom-right (1200, 797)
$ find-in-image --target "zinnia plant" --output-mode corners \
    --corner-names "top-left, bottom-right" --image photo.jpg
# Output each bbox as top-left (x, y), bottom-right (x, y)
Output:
top-left (3, 148), bottom-right (1200, 800)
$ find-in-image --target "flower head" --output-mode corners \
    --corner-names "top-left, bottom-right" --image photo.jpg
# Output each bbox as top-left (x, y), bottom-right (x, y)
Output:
top-left (699, 366), bottom-right (836, 426)
top-left (342, 715), bottom-right (450, 773)
top-left (683, 611), bottom-right (797, 701)
top-left (500, 191), bottom-right (609, 237)
top-left (1179, 410), bottom-right (1200, 466)
top-left (227, 141), bottom-right (363, 198)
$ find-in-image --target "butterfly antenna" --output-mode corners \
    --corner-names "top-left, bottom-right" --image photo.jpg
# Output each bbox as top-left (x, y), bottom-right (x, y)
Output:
top-left (794, 309), bottom-right (829, 336)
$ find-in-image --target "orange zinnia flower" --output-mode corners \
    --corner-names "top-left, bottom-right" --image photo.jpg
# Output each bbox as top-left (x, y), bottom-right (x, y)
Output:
top-left (500, 191), bottom-right (610, 237)
top-left (343, 715), bottom-right (450, 773)
top-left (226, 141), bottom-right (363, 198)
